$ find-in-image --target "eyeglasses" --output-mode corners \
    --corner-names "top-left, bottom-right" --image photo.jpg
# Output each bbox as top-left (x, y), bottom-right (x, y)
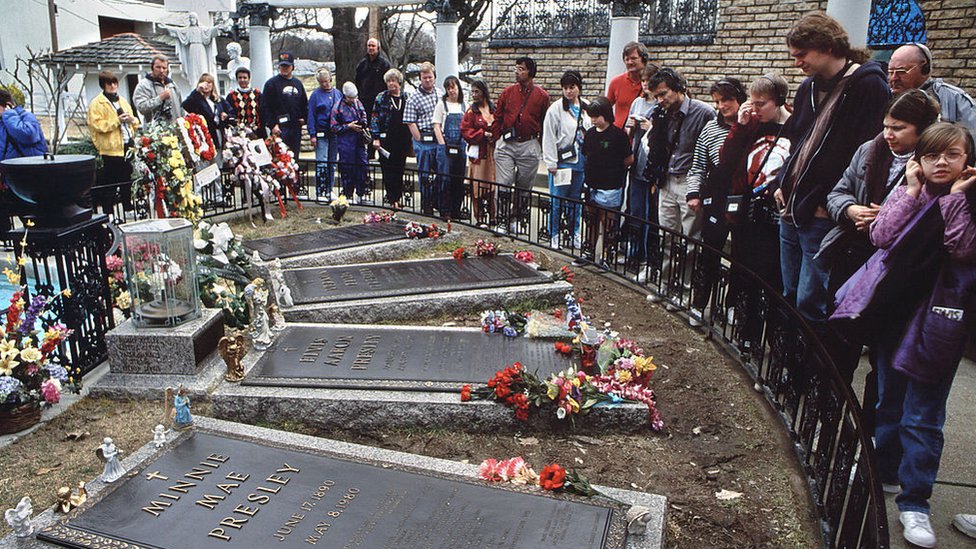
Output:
top-left (887, 65), bottom-right (919, 77)
top-left (920, 151), bottom-right (966, 164)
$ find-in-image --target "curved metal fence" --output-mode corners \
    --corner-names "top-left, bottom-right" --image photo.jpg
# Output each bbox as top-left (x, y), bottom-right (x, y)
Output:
top-left (98, 158), bottom-right (888, 548)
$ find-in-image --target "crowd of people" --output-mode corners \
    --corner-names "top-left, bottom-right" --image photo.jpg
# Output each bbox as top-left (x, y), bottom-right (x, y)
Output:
top-left (2, 11), bottom-right (976, 545)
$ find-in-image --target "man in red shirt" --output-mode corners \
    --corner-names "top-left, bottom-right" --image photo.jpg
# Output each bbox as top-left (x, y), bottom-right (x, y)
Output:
top-left (491, 56), bottom-right (551, 233)
top-left (607, 41), bottom-right (649, 129)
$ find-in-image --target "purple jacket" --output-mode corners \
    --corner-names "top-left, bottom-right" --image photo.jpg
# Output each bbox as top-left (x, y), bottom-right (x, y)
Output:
top-left (872, 185), bottom-right (976, 383)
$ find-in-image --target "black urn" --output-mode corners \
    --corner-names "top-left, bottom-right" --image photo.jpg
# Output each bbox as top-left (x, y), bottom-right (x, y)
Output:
top-left (0, 153), bottom-right (96, 227)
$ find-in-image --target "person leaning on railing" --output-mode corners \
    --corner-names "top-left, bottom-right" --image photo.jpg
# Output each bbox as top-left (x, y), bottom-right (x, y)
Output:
top-left (460, 79), bottom-right (496, 227)
top-left (819, 89), bottom-right (940, 437)
top-left (88, 70), bottom-right (140, 214)
top-left (867, 122), bottom-right (976, 548)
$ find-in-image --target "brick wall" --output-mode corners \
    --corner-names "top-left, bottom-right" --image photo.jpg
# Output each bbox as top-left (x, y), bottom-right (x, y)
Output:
top-left (482, 0), bottom-right (975, 105)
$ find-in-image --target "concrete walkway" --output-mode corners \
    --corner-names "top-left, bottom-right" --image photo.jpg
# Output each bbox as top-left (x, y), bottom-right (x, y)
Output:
top-left (853, 356), bottom-right (976, 547)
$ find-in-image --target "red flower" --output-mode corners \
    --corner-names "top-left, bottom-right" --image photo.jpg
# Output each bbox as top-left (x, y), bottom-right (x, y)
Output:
top-left (453, 247), bottom-right (466, 261)
top-left (141, 136), bottom-right (151, 147)
top-left (494, 384), bottom-right (511, 399)
top-left (460, 384), bottom-right (471, 402)
top-left (539, 464), bottom-right (566, 490)
top-left (146, 152), bottom-right (156, 161)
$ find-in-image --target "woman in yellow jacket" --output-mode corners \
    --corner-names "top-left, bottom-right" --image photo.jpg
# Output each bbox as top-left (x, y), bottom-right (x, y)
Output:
top-left (87, 70), bottom-right (139, 212)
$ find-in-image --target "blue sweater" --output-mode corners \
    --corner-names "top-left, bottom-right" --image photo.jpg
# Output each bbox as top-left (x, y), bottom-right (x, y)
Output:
top-left (0, 107), bottom-right (47, 160)
top-left (307, 88), bottom-right (344, 138)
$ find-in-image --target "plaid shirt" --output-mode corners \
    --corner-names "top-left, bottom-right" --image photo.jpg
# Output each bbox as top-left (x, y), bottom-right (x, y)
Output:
top-left (403, 86), bottom-right (441, 131)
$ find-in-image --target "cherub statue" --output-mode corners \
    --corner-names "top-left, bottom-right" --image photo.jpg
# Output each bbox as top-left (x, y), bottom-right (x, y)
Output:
top-left (56, 482), bottom-right (87, 513)
top-left (96, 437), bottom-right (126, 483)
top-left (267, 302), bottom-right (286, 333)
top-left (152, 424), bottom-right (169, 448)
top-left (165, 386), bottom-right (193, 430)
top-left (4, 496), bottom-right (33, 537)
top-left (219, 333), bottom-right (247, 382)
top-left (244, 278), bottom-right (272, 350)
top-left (270, 258), bottom-right (294, 309)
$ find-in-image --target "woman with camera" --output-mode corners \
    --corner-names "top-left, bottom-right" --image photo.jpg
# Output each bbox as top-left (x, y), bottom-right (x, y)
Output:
top-left (330, 82), bottom-right (369, 203)
top-left (87, 71), bottom-right (139, 213)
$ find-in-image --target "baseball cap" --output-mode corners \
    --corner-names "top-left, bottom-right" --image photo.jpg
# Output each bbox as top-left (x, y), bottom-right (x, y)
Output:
top-left (278, 52), bottom-right (295, 67)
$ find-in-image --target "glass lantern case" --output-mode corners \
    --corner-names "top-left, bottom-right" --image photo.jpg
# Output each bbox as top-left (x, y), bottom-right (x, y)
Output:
top-left (120, 218), bottom-right (200, 327)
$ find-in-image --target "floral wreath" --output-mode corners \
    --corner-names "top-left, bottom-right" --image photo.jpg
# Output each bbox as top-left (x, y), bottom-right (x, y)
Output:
top-left (181, 114), bottom-right (216, 162)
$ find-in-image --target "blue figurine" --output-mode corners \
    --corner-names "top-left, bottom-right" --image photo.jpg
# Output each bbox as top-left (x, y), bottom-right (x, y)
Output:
top-left (167, 386), bottom-right (193, 430)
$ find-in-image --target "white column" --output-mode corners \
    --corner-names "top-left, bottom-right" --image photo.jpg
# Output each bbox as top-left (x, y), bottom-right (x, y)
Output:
top-left (250, 22), bottom-right (273, 88)
top-left (435, 21), bottom-right (459, 80)
top-left (605, 16), bottom-right (640, 93)
top-left (826, 0), bottom-right (872, 48)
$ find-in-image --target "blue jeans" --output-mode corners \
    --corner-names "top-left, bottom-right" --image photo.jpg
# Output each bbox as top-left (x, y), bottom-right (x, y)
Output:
top-left (314, 136), bottom-right (337, 200)
top-left (547, 169), bottom-right (584, 241)
top-left (875, 334), bottom-right (959, 513)
top-left (627, 178), bottom-right (657, 262)
top-left (436, 143), bottom-right (467, 219)
top-left (779, 218), bottom-right (833, 323)
top-left (414, 139), bottom-right (439, 214)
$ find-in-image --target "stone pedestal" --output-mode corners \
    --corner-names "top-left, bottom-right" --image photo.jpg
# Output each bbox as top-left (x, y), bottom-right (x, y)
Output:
top-left (106, 308), bottom-right (223, 375)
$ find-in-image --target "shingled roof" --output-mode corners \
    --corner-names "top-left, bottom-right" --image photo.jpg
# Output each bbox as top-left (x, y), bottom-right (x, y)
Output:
top-left (44, 33), bottom-right (178, 67)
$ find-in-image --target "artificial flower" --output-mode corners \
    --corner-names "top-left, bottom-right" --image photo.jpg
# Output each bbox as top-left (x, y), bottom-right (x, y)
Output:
top-left (539, 464), bottom-right (566, 491)
top-left (41, 377), bottom-right (61, 404)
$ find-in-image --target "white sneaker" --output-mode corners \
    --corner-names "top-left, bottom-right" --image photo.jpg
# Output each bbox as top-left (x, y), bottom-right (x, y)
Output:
top-left (646, 292), bottom-right (662, 303)
top-left (953, 514), bottom-right (976, 539)
top-left (573, 233), bottom-right (582, 249)
top-left (882, 483), bottom-right (900, 494)
top-left (549, 238), bottom-right (560, 250)
top-left (688, 308), bottom-right (704, 327)
top-left (900, 511), bottom-right (936, 548)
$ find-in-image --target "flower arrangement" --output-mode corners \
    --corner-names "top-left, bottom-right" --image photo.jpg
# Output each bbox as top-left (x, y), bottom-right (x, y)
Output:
top-left (479, 457), bottom-right (597, 497)
top-left (474, 239), bottom-right (498, 257)
top-left (0, 259), bottom-right (77, 412)
top-left (479, 309), bottom-right (528, 337)
top-left (131, 122), bottom-right (204, 222)
top-left (267, 136), bottom-right (303, 215)
top-left (513, 250), bottom-right (535, 264)
top-left (331, 195), bottom-right (349, 222)
top-left (404, 221), bottom-right (442, 239)
top-left (194, 221), bottom-right (251, 328)
top-left (452, 247), bottom-right (468, 261)
top-left (223, 128), bottom-right (280, 216)
top-left (180, 114), bottom-right (216, 162)
top-left (551, 265), bottom-right (575, 284)
top-left (105, 254), bottom-right (131, 316)
top-left (363, 211), bottom-right (395, 224)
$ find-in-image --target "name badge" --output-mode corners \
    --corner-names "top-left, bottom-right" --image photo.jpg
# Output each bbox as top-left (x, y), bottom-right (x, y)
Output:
top-left (421, 134), bottom-right (435, 143)
top-left (278, 114), bottom-right (290, 124)
top-left (501, 128), bottom-right (516, 143)
top-left (703, 198), bottom-right (712, 206)
top-left (315, 132), bottom-right (326, 138)
top-left (558, 149), bottom-right (575, 162)
top-left (379, 132), bottom-right (388, 139)
top-left (447, 146), bottom-right (461, 156)
top-left (727, 202), bottom-right (739, 213)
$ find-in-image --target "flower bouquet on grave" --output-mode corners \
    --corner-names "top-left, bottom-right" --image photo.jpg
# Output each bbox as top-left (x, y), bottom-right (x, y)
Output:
top-left (404, 221), bottom-right (442, 239)
top-left (513, 250), bottom-right (535, 264)
top-left (223, 127), bottom-right (278, 223)
top-left (475, 239), bottom-right (499, 257)
top-left (331, 195), bottom-right (349, 222)
top-left (479, 309), bottom-right (528, 337)
top-left (105, 253), bottom-right (131, 318)
top-left (193, 221), bottom-right (251, 329)
top-left (363, 211), bottom-right (395, 224)
top-left (266, 136), bottom-right (303, 215)
top-left (131, 122), bottom-right (204, 222)
top-left (179, 113), bottom-right (216, 163)
top-left (479, 457), bottom-right (598, 497)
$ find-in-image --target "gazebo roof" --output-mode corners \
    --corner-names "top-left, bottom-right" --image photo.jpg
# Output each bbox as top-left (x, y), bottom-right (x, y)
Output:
top-left (44, 33), bottom-right (178, 67)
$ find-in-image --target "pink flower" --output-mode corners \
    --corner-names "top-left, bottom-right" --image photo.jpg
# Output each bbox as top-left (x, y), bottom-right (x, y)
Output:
top-left (479, 458), bottom-right (502, 482)
top-left (41, 378), bottom-right (61, 404)
top-left (499, 457), bottom-right (526, 481)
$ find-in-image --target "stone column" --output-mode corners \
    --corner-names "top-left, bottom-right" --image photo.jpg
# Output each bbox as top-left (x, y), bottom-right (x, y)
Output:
top-left (242, 3), bottom-right (274, 87)
top-left (434, 2), bottom-right (460, 79)
top-left (605, 1), bottom-right (641, 92)
top-left (826, 0), bottom-right (872, 48)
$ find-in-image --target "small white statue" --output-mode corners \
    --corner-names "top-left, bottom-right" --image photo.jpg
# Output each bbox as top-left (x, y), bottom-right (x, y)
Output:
top-left (161, 12), bottom-right (228, 83)
top-left (152, 424), bottom-right (169, 448)
top-left (4, 496), bottom-right (34, 538)
top-left (626, 505), bottom-right (654, 535)
top-left (270, 258), bottom-right (294, 309)
top-left (245, 278), bottom-right (273, 350)
top-left (96, 437), bottom-right (126, 483)
top-left (251, 250), bottom-right (263, 264)
top-left (226, 42), bottom-right (250, 75)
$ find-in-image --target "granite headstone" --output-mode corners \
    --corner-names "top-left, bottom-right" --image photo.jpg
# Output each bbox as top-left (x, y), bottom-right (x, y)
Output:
top-left (245, 222), bottom-right (407, 261)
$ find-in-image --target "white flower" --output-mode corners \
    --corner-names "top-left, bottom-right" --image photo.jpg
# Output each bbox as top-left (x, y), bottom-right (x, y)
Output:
top-left (556, 407), bottom-right (567, 420)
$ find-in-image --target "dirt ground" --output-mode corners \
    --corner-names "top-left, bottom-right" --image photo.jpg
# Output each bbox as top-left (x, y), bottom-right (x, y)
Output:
top-left (0, 206), bottom-right (820, 547)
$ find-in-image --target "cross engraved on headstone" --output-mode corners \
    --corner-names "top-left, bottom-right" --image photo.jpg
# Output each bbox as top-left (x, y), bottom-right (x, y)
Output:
top-left (145, 471), bottom-right (169, 481)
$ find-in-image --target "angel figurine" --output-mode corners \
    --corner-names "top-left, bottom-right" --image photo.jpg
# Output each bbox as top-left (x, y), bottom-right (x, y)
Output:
top-left (270, 259), bottom-right (294, 309)
top-left (244, 278), bottom-right (272, 350)
top-left (56, 482), bottom-right (87, 513)
top-left (165, 386), bottom-right (194, 430)
top-left (96, 437), bottom-right (125, 483)
top-left (5, 496), bottom-right (33, 537)
top-left (152, 424), bottom-right (169, 448)
top-left (219, 334), bottom-right (247, 382)
top-left (268, 302), bottom-right (286, 333)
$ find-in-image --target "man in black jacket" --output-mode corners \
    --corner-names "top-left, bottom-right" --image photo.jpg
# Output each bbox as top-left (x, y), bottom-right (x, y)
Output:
top-left (355, 38), bottom-right (391, 159)
top-left (260, 52), bottom-right (308, 155)
top-left (772, 12), bottom-right (890, 325)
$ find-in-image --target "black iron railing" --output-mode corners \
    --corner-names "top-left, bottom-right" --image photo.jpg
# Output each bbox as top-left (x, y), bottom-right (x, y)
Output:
top-left (94, 158), bottom-right (887, 547)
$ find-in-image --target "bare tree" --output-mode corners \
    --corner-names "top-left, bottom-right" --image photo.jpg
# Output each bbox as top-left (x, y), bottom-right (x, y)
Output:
top-left (3, 47), bottom-right (85, 153)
